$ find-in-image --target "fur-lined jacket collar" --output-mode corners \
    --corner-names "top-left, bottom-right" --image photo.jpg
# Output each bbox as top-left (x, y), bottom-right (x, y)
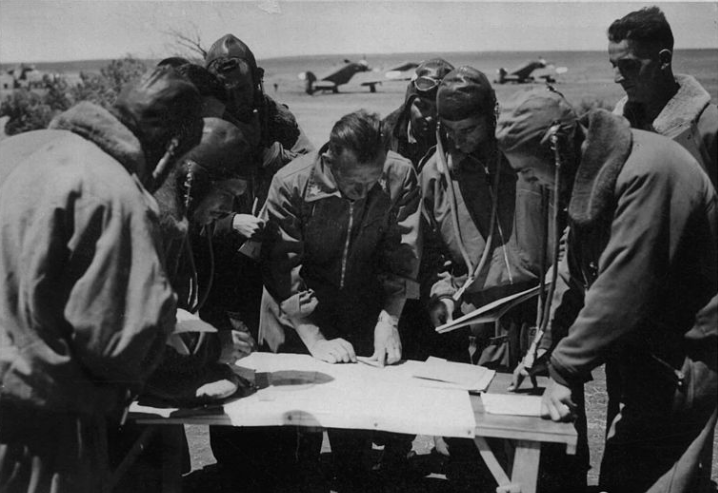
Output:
top-left (614, 74), bottom-right (712, 137)
top-left (568, 109), bottom-right (633, 227)
top-left (49, 101), bottom-right (147, 178)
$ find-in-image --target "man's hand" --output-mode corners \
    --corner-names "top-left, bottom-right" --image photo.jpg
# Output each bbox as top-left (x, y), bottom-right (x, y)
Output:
top-left (308, 338), bottom-right (356, 364)
top-left (508, 348), bottom-right (547, 392)
top-left (218, 329), bottom-right (256, 365)
top-left (371, 316), bottom-right (402, 367)
top-left (232, 214), bottom-right (265, 239)
top-left (429, 298), bottom-right (455, 327)
top-left (540, 379), bottom-right (577, 422)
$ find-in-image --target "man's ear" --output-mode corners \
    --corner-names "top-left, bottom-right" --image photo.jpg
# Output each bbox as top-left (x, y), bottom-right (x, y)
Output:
top-left (658, 49), bottom-right (673, 70)
top-left (322, 149), bottom-right (335, 166)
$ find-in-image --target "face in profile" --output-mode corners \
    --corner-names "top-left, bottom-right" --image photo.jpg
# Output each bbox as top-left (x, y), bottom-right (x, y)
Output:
top-left (608, 39), bottom-right (664, 104)
top-left (441, 115), bottom-right (490, 156)
top-left (504, 152), bottom-right (556, 189)
top-left (409, 95), bottom-right (438, 141)
top-left (191, 179), bottom-right (246, 226)
top-left (325, 148), bottom-right (385, 201)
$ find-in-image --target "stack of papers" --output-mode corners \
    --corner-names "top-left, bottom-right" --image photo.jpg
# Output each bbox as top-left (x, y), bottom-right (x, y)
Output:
top-left (411, 357), bottom-right (495, 393)
top-left (481, 393), bottom-right (542, 416)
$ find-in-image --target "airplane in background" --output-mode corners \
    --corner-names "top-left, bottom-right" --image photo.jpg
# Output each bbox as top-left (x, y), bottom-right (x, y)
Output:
top-left (495, 58), bottom-right (567, 84)
top-left (298, 59), bottom-right (380, 95)
top-left (298, 59), bottom-right (422, 95)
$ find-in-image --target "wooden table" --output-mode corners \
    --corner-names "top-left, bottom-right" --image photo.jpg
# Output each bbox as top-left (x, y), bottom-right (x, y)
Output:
top-left (117, 360), bottom-right (575, 493)
top-left (471, 372), bottom-right (577, 493)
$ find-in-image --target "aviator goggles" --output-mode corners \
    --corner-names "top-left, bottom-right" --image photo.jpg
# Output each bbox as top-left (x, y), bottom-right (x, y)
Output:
top-left (208, 57), bottom-right (253, 77)
top-left (413, 75), bottom-right (441, 94)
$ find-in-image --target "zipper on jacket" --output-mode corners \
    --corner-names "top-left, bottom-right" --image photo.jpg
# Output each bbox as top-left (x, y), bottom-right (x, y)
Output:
top-left (340, 202), bottom-right (354, 289)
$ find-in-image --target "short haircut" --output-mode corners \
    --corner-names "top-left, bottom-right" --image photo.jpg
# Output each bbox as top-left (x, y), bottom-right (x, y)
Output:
top-left (607, 6), bottom-right (674, 51)
top-left (328, 110), bottom-right (387, 165)
top-left (176, 63), bottom-right (227, 103)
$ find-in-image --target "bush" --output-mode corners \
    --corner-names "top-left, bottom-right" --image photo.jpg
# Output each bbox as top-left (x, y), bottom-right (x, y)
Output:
top-left (1, 56), bottom-right (147, 136)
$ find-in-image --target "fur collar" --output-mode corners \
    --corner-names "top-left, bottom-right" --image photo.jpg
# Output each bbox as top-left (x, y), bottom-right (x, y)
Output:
top-left (49, 102), bottom-right (146, 176)
top-left (568, 109), bottom-right (633, 227)
top-left (614, 74), bottom-right (711, 137)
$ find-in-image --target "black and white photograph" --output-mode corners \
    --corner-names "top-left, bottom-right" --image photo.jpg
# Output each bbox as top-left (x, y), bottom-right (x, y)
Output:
top-left (1, 1), bottom-right (716, 492)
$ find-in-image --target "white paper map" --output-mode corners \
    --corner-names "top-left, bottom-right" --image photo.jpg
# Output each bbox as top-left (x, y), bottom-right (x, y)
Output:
top-left (131, 353), bottom-right (477, 438)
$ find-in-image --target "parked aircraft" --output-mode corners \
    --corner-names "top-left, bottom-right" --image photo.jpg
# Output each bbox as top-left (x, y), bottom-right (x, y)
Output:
top-left (495, 58), bottom-right (567, 84)
top-left (298, 59), bottom-right (380, 95)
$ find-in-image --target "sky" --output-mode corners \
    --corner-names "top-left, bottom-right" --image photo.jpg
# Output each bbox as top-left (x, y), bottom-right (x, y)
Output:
top-left (1, 0), bottom-right (716, 63)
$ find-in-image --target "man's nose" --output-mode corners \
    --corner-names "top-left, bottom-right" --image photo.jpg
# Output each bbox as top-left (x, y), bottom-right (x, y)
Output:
top-left (613, 66), bottom-right (625, 84)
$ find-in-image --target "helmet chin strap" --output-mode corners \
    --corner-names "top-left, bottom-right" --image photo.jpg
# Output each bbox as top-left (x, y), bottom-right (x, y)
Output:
top-left (435, 121), bottom-right (501, 303)
top-left (524, 123), bottom-right (564, 371)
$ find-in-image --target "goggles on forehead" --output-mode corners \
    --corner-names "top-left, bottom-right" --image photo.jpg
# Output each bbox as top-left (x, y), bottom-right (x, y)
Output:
top-left (208, 57), bottom-right (252, 76)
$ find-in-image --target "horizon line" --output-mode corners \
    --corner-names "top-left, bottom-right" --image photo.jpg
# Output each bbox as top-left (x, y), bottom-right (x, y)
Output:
top-left (2, 46), bottom-right (717, 67)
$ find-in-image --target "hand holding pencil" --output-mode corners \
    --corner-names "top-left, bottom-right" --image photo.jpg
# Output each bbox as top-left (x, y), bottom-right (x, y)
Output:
top-left (236, 197), bottom-right (264, 259)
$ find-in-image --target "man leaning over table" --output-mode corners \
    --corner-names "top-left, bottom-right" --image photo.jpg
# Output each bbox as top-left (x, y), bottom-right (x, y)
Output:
top-left (0, 66), bottom-right (203, 493)
top-left (498, 87), bottom-right (717, 493)
top-left (251, 109), bottom-right (421, 492)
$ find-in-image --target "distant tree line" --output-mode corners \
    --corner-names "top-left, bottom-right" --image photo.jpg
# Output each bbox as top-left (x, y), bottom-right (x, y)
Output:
top-left (1, 56), bottom-right (147, 136)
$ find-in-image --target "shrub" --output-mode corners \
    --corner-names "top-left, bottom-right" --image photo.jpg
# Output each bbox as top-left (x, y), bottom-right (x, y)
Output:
top-left (1, 56), bottom-right (147, 136)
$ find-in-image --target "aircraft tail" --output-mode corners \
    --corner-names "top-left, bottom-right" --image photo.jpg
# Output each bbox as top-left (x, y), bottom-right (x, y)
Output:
top-left (298, 71), bottom-right (317, 95)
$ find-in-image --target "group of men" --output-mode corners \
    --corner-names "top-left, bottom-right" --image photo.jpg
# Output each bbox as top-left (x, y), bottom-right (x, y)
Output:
top-left (1, 5), bottom-right (716, 493)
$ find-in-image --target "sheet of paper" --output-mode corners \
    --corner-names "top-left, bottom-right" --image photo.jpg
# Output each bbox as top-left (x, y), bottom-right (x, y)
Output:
top-left (132, 353), bottom-right (477, 438)
top-left (435, 285), bottom-right (542, 333)
top-left (412, 356), bottom-right (495, 392)
top-left (481, 393), bottom-right (542, 416)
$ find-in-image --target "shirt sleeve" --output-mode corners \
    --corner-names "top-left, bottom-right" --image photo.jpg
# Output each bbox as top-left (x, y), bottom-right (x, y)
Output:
top-left (63, 191), bottom-right (176, 389)
top-left (548, 164), bottom-right (701, 386)
top-left (261, 173), bottom-right (318, 322)
top-left (377, 163), bottom-right (422, 300)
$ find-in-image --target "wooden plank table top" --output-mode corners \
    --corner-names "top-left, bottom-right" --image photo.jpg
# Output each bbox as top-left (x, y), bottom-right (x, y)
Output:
top-left (122, 361), bottom-right (577, 493)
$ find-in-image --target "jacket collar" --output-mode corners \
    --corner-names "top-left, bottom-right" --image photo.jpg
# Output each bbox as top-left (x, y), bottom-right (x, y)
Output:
top-left (305, 143), bottom-right (390, 202)
top-left (568, 109), bottom-right (633, 227)
top-left (614, 74), bottom-right (711, 136)
top-left (653, 74), bottom-right (711, 136)
top-left (49, 101), bottom-right (147, 178)
top-left (305, 143), bottom-right (342, 202)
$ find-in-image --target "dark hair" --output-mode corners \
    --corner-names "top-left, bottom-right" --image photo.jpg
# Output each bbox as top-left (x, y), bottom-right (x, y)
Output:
top-left (329, 110), bottom-right (387, 164)
top-left (607, 6), bottom-right (674, 51)
top-left (176, 63), bottom-right (227, 102)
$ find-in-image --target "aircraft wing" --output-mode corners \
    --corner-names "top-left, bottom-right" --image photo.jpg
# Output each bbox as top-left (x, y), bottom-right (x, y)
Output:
top-left (384, 61), bottom-right (419, 80)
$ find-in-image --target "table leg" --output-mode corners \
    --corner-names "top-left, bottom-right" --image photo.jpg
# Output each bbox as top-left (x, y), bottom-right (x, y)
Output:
top-left (474, 437), bottom-right (542, 493)
top-left (474, 436), bottom-right (512, 489)
top-left (509, 440), bottom-right (541, 493)
top-left (160, 425), bottom-right (184, 493)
